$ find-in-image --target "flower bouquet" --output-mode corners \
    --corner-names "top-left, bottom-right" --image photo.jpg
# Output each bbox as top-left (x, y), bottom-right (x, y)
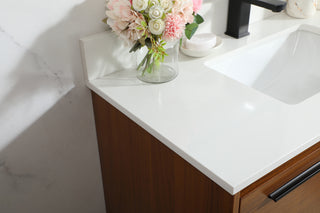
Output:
top-left (104, 0), bottom-right (204, 83)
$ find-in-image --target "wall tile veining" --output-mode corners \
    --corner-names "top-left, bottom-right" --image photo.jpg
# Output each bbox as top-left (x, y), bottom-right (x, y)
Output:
top-left (0, 0), bottom-right (106, 212)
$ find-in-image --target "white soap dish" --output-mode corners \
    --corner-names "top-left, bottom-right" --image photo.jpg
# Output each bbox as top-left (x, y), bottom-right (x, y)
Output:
top-left (180, 36), bottom-right (223, 58)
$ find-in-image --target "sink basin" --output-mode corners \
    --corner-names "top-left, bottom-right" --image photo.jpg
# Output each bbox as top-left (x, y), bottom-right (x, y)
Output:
top-left (205, 25), bottom-right (320, 104)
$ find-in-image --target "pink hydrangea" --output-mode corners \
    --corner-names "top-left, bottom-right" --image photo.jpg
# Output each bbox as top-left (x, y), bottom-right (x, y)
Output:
top-left (193, 0), bottom-right (202, 13)
top-left (163, 14), bottom-right (185, 41)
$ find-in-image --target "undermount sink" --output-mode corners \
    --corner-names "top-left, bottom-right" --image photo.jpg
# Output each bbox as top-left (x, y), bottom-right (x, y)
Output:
top-left (205, 25), bottom-right (320, 105)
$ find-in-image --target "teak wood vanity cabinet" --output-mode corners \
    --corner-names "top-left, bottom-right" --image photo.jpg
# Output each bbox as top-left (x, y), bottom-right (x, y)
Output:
top-left (91, 92), bottom-right (320, 213)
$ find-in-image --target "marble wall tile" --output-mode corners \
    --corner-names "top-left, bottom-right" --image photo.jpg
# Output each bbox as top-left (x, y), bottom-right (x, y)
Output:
top-left (0, 0), bottom-right (106, 212)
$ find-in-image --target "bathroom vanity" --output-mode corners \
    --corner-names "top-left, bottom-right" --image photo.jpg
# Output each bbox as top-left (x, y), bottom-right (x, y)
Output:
top-left (91, 91), bottom-right (320, 212)
top-left (81, 13), bottom-right (320, 213)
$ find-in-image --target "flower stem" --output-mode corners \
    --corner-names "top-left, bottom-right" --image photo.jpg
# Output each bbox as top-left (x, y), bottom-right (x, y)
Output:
top-left (142, 53), bottom-right (152, 76)
top-left (137, 53), bottom-right (148, 71)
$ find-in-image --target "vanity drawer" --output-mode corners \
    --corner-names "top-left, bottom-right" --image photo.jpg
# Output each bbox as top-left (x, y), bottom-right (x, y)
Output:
top-left (240, 142), bottom-right (320, 213)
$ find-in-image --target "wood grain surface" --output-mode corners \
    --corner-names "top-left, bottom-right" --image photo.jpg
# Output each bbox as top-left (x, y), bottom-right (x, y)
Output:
top-left (240, 142), bottom-right (320, 213)
top-left (91, 91), bottom-right (240, 213)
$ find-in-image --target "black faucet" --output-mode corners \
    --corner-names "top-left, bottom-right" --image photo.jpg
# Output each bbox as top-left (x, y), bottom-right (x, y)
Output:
top-left (225, 0), bottom-right (287, 39)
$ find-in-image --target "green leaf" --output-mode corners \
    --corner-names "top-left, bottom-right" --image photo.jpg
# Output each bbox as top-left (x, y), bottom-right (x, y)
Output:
top-left (194, 14), bottom-right (204, 24)
top-left (146, 64), bottom-right (153, 73)
top-left (155, 58), bottom-right (160, 66)
top-left (102, 18), bottom-right (108, 24)
top-left (129, 41), bottom-right (142, 53)
top-left (137, 53), bottom-right (148, 71)
top-left (141, 21), bottom-right (147, 27)
top-left (185, 23), bottom-right (199, 40)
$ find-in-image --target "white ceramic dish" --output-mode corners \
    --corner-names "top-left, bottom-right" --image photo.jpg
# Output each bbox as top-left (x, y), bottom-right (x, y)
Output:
top-left (184, 33), bottom-right (217, 50)
top-left (180, 36), bottom-right (223, 58)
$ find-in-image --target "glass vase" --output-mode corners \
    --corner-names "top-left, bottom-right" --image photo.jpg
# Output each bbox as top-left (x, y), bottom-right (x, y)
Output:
top-left (136, 41), bottom-right (179, 84)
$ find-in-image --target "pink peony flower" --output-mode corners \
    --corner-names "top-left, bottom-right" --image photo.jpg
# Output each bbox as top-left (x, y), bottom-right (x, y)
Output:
top-left (172, 0), bottom-right (194, 24)
top-left (193, 0), bottom-right (202, 13)
top-left (106, 0), bottom-right (145, 43)
top-left (122, 12), bottom-right (145, 42)
top-left (107, 0), bottom-right (121, 10)
top-left (163, 14), bottom-right (185, 41)
top-left (107, 18), bottom-right (129, 32)
top-left (183, 1), bottom-right (194, 23)
top-left (106, 0), bottom-right (134, 22)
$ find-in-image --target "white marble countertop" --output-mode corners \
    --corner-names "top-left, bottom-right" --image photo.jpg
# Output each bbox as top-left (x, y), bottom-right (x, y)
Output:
top-left (80, 12), bottom-right (320, 195)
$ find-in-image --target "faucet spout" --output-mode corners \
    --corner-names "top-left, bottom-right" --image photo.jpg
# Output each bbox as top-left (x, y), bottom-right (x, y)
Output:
top-left (244, 0), bottom-right (287, 12)
top-left (225, 0), bottom-right (287, 38)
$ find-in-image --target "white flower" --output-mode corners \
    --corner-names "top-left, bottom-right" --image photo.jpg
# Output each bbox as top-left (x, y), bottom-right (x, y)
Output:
top-left (160, 0), bottom-right (173, 12)
top-left (132, 0), bottom-right (148, 11)
top-left (149, 0), bottom-right (159, 6)
top-left (148, 19), bottom-right (165, 35)
top-left (149, 5), bottom-right (164, 19)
